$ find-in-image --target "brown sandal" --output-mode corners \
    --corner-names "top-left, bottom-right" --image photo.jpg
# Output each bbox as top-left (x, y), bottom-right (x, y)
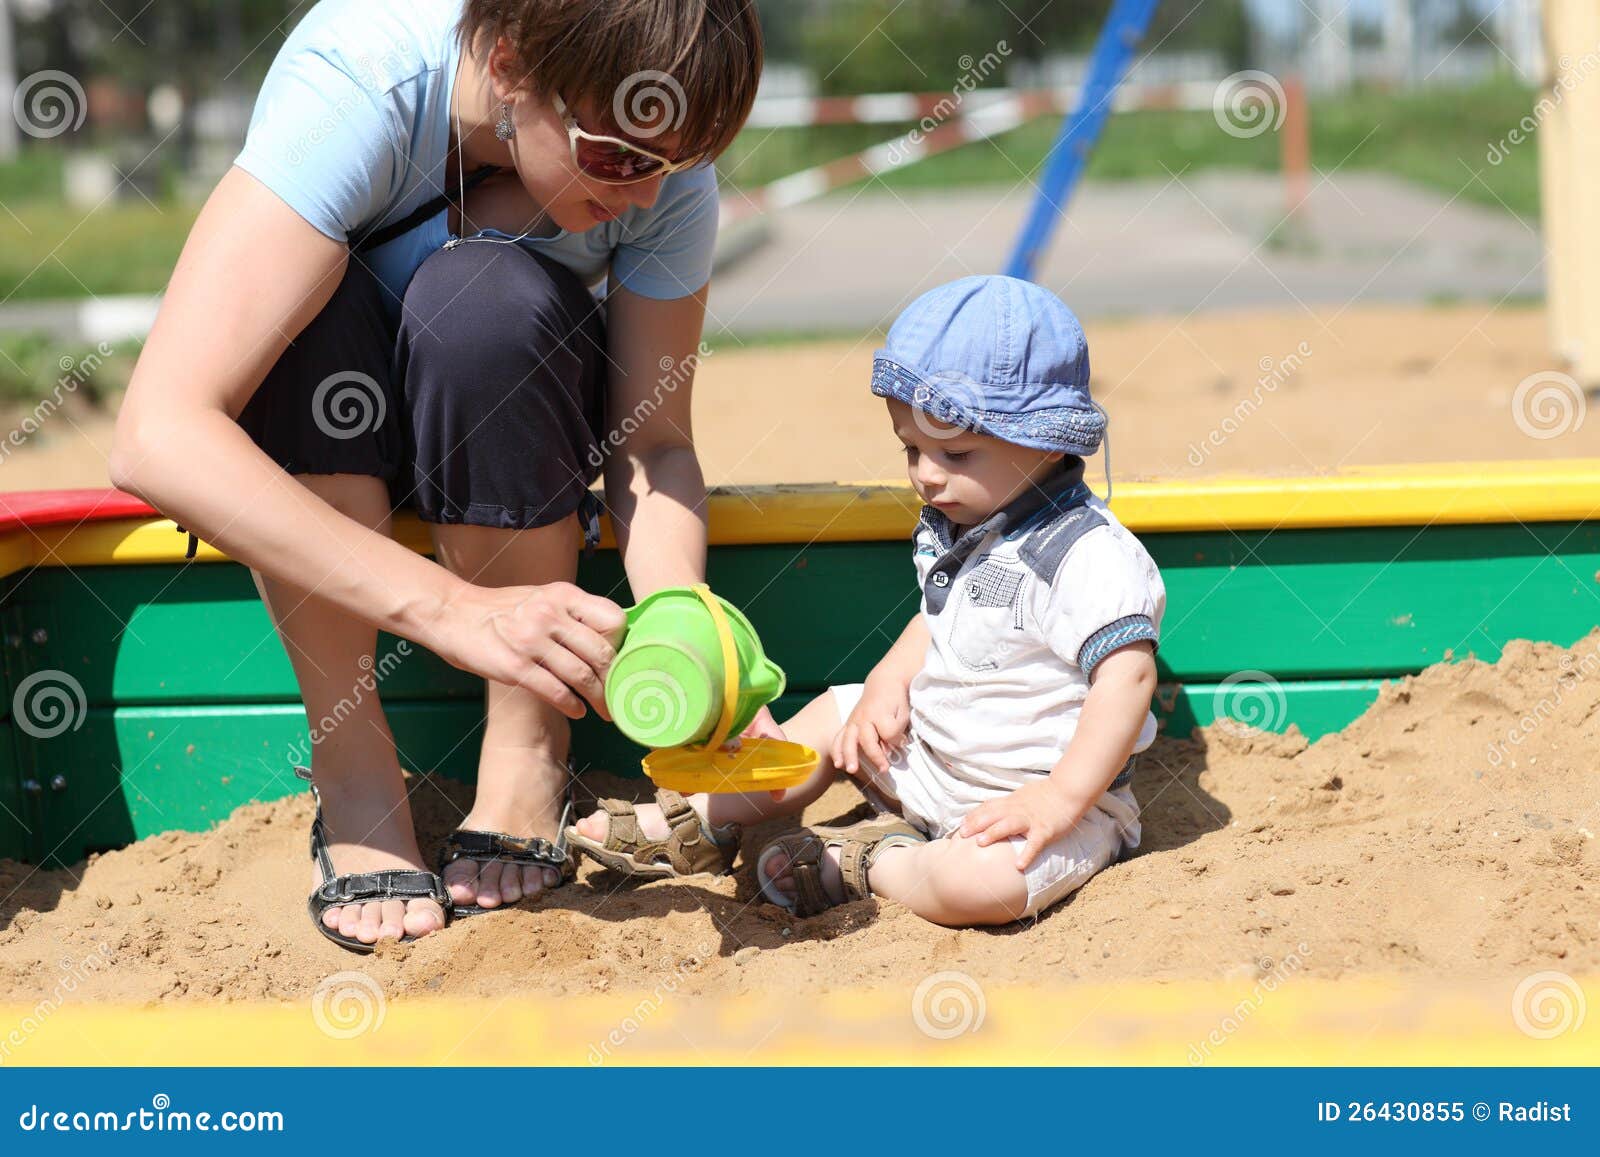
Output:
top-left (756, 815), bottom-right (926, 916)
top-left (564, 789), bottom-right (740, 879)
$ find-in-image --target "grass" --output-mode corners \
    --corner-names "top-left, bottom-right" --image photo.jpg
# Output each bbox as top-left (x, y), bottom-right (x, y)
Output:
top-left (0, 331), bottom-right (142, 407)
top-left (0, 201), bottom-right (196, 301)
top-left (702, 325), bottom-right (881, 351)
top-left (720, 78), bottom-right (1544, 220)
top-left (0, 79), bottom-right (1543, 307)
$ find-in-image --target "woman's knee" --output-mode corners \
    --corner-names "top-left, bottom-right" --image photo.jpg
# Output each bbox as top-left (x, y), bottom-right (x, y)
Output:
top-left (399, 243), bottom-right (602, 383)
top-left (395, 245), bottom-right (608, 523)
top-left (294, 472), bottom-right (394, 528)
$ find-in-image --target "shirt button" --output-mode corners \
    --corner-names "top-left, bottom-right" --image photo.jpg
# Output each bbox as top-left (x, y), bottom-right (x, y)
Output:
top-left (932, 572), bottom-right (950, 587)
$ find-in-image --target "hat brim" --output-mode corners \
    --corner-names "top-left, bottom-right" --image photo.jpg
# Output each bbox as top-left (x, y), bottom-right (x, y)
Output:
top-left (870, 355), bottom-right (1104, 456)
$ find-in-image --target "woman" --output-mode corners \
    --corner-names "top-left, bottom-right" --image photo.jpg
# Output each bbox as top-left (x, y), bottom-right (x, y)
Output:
top-left (109, 0), bottom-right (767, 952)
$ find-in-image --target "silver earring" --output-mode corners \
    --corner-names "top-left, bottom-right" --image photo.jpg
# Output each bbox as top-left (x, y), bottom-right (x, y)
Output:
top-left (494, 102), bottom-right (515, 141)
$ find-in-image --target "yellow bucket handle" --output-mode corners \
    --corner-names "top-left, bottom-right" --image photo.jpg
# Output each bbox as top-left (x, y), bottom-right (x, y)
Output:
top-left (690, 583), bottom-right (740, 751)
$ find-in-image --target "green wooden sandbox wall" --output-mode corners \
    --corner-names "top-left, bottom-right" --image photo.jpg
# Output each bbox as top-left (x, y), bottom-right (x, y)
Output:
top-left (2, 519), bottom-right (1597, 865)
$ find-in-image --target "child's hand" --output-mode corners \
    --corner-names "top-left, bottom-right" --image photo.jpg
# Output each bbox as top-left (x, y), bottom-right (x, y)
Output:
top-left (721, 705), bottom-right (791, 800)
top-left (831, 677), bottom-right (910, 777)
top-left (958, 779), bottom-right (1089, 871)
top-left (741, 705), bottom-right (787, 742)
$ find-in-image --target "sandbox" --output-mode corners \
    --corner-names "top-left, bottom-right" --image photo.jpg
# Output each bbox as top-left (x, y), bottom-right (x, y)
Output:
top-left (0, 463), bottom-right (1596, 1063)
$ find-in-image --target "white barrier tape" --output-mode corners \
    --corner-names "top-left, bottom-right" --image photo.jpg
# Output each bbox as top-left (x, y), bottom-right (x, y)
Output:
top-left (745, 83), bottom-right (1215, 129)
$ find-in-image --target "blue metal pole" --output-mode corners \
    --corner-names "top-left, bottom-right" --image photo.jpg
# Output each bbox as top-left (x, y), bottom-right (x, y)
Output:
top-left (1003, 0), bottom-right (1162, 282)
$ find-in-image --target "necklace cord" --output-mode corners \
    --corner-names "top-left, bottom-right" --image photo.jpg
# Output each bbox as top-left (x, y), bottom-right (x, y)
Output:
top-left (451, 86), bottom-right (538, 249)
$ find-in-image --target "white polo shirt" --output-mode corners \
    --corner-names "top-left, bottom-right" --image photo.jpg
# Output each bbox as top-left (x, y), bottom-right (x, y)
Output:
top-left (907, 466), bottom-right (1164, 779)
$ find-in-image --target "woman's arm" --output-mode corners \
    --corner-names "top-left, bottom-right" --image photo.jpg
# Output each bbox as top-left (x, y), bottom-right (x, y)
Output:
top-left (109, 168), bottom-right (623, 718)
top-left (599, 283), bottom-right (712, 598)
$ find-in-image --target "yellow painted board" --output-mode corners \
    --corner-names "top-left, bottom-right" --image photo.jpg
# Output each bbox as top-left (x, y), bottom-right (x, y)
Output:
top-left (0, 979), bottom-right (1594, 1067)
top-left (7, 460), bottom-right (1600, 577)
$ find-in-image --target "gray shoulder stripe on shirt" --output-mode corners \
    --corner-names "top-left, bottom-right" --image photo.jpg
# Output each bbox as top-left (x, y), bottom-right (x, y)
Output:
top-left (1018, 504), bottom-right (1109, 583)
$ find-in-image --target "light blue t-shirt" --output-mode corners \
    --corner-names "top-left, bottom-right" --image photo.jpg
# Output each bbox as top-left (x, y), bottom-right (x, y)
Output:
top-left (234, 0), bottom-right (719, 311)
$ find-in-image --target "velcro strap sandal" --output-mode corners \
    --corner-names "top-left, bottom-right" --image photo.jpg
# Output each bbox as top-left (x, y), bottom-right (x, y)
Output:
top-left (565, 789), bottom-right (740, 879)
top-left (756, 815), bottom-right (926, 917)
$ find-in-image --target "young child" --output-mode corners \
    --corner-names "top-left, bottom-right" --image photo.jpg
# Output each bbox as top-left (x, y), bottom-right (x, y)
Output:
top-left (569, 275), bottom-right (1164, 926)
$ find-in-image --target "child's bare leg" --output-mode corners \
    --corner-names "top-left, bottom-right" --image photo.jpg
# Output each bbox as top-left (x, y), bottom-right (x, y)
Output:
top-left (762, 833), bottom-right (1028, 927)
top-left (868, 837), bottom-right (1028, 926)
top-left (572, 689), bottom-right (846, 844)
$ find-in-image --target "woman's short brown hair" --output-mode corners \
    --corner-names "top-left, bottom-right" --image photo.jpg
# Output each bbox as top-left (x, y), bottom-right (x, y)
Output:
top-left (459, 0), bottom-right (764, 161)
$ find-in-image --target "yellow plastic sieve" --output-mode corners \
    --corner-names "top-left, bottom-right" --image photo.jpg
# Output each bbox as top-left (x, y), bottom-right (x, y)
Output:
top-left (638, 585), bottom-right (819, 794)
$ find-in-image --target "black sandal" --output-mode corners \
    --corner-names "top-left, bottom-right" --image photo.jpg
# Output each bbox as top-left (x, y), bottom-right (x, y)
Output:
top-left (298, 768), bottom-right (451, 953)
top-left (436, 783), bottom-right (578, 918)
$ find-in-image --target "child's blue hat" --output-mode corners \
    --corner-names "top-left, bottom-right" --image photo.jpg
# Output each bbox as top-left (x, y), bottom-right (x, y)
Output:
top-left (870, 275), bottom-right (1104, 456)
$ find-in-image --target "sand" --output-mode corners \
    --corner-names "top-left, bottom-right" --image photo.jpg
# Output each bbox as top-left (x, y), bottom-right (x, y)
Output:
top-left (1, 303), bottom-right (1592, 493)
top-left (2, 300), bottom-right (1595, 1004)
top-left (2, 634), bottom-right (1596, 1004)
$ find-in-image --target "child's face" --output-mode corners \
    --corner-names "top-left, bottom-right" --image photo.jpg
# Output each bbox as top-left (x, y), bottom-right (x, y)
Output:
top-left (888, 399), bottom-right (1065, 527)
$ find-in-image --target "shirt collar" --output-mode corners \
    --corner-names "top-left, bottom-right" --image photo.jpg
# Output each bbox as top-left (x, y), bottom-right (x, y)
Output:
top-left (918, 457), bottom-right (1090, 557)
top-left (916, 458), bottom-right (1092, 616)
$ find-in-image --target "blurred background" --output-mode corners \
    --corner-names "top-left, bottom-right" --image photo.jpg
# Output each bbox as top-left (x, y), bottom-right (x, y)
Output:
top-left (0, 0), bottom-right (1585, 490)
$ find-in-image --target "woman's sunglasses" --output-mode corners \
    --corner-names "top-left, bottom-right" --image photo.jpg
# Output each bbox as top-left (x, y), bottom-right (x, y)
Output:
top-left (552, 92), bottom-right (705, 185)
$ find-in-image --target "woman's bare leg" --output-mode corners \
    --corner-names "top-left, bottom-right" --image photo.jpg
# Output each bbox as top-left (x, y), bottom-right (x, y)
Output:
top-left (251, 473), bottom-right (445, 946)
top-left (429, 516), bottom-right (580, 909)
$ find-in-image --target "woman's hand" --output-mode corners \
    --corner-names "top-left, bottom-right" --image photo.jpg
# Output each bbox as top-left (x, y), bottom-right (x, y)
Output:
top-left (831, 676), bottom-right (911, 777)
top-left (422, 580), bottom-right (627, 720)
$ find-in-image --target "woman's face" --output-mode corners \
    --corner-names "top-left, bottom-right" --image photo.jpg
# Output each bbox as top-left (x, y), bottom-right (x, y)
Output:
top-left (500, 87), bottom-right (685, 234)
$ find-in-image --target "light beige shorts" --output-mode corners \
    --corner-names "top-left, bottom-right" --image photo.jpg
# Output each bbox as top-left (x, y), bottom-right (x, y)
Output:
top-left (830, 683), bottom-right (1141, 917)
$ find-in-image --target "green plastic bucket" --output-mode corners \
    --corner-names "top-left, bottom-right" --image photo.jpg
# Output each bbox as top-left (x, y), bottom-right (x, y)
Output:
top-left (604, 586), bottom-right (786, 749)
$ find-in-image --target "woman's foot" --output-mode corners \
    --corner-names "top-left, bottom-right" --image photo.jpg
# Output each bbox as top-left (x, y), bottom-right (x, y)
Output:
top-left (309, 777), bottom-right (447, 946)
top-left (443, 755), bottom-right (571, 910)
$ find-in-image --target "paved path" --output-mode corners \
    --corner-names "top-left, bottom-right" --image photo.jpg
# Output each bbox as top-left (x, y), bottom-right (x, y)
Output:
top-left (705, 172), bottom-right (1545, 337)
